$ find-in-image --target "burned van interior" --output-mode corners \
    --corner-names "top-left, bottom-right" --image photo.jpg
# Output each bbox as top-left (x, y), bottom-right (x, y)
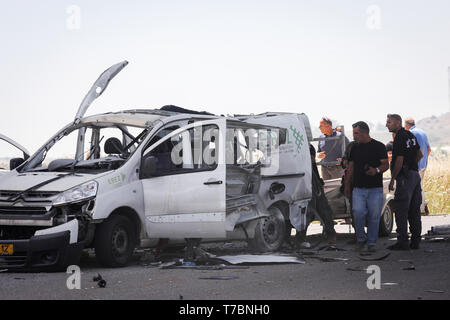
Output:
top-left (20, 124), bottom-right (149, 174)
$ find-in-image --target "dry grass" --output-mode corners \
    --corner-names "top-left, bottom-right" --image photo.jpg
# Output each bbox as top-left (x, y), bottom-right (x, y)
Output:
top-left (424, 153), bottom-right (450, 214)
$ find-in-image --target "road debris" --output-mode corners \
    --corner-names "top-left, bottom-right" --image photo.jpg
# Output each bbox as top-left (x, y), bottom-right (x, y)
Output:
top-left (346, 266), bottom-right (368, 272)
top-left (309, 256), bottom-right (349, 262)
top-left (425, 225), bottom-right (450, 240)
top-left (318, 245), bottom-right (347, 251)
top-left (215, 254), bottom-right (305, 265)
top-left (425, 290), bottom-right (445, 294)
top-left (403, 265), bottom-right (416, 271)
top-left (93, 274), bottom-right (107, 288)
top-left (199, 276), bottom-right (239, 280)
top-left (382, 282), bottom-right (399, 286)
top-left (358, 250), bottom-right (390, 261)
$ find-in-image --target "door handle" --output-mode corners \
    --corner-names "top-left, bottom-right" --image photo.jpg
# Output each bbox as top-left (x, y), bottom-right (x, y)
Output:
top-left (204, 180), bottom-right (223, 185)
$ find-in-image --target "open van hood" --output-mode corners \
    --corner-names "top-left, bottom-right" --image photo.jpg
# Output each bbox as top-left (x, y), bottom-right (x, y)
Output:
top-left (0, 133), bottom-right (30, 159)
top-left (74, 60), bottom-right (129, 124)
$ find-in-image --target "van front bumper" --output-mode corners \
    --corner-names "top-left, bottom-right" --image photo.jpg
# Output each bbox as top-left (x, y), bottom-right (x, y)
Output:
top-left (0, 231), bottom-right (83, 272)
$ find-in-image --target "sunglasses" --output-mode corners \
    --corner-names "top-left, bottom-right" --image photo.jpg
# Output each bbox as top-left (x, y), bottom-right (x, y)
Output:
top-left (321, 117), bottom-right (332, 125)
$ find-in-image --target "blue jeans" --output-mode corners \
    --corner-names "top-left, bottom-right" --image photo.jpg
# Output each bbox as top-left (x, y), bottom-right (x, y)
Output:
top-left (352, 187), bottom-right (383, 246)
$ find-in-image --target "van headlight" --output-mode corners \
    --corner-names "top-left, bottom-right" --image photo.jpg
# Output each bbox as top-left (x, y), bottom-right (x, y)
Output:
top-left (53, 181), bottom-right (98, 206)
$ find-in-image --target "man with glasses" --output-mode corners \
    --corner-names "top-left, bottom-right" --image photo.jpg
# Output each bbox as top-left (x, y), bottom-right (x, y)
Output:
top-left (386, 114), bottom-right (423, 250)
top-left (317, 117), bottom-right (349, 180)
top-left (344, 121), bottom-right (389, 252)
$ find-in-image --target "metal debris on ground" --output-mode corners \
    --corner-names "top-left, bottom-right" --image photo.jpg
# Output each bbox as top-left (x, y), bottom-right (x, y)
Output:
top-left (358, 250), bottom-right (390, 261)
top-left (403, 265), bottom-right (416, 271)
top-left (425, 225), bottom-right (450, 240)
top-left (93, 274), bottom-right (107, 288)
top-left (0, 269), bottom-right (7, 273)
top-left (429, 225), bottom-right (450, 235)
top-left (97, 279), bottom-right (107, 288)
top-left (215, 254), bottom-right (306, 265)
top-left (309, 256), bottom-right (349, 262)
top-left (199, 276), bottom-right (239, 280)
top-left (318, 245), bottom-right (347, 252)
top-left (382, 283), bottom-right (399, 286)
top-left (346, 266), bottom-right (368, 272)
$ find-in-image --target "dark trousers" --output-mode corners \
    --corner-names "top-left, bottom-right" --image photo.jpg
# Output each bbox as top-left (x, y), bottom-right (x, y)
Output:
top-left (303, 170), bottom-right (336, 237)
top-left (393, 170), bottom-right (422, 244)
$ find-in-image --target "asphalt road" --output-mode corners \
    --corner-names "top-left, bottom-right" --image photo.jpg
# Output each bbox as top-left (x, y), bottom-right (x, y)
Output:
top-left (1, 215), bottom-right (450, 300)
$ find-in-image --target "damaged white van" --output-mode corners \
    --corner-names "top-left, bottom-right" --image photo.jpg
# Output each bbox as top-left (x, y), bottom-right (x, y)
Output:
top-left (0, 61), bottom-right (313, 270)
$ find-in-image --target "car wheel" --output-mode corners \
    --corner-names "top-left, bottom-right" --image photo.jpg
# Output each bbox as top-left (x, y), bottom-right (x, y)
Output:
top-left (249, 206), bottom-right (287, 252)
top-left (94, 215), bottom-right (135, 267)
top-left (379, 202), bottom-right (394, 237)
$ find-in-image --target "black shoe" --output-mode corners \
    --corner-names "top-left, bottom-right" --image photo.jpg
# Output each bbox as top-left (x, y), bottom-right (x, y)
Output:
top-left (387, 242), bottom-right (409, 251)
top-left (410, 242), bottom-right (420, 250)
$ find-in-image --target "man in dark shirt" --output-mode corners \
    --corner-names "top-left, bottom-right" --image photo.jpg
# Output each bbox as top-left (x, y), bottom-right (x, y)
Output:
top-left (345, 121), bottom-right (389, 252)
top-left (386, 114), bottom-right (423, 250)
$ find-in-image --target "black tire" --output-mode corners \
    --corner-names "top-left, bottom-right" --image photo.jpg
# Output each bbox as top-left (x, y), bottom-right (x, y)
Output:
top-left (379, 202), bottom-right (394, 237)
top-left (94, 215), bottom-right (135, 267)
top-left (249, 206), bottom-right (287, 252)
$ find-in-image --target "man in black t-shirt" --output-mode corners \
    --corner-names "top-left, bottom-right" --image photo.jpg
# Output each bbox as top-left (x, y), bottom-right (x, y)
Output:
top-left (386, 114), bottom-right (423, 250)
top-left (344, 122), bottom-right (389, 252)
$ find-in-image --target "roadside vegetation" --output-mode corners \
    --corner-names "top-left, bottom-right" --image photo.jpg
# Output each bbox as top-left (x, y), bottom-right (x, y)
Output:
top-left (424, 150), bottom-right (450, 214)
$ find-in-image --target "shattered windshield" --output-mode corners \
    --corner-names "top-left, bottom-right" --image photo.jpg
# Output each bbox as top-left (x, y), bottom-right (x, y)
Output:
top-left (21, 124), bottom-right (149, 173)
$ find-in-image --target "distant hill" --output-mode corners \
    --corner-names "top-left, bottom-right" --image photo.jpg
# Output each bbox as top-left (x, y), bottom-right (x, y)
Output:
top-left (309, 112), bottom-right (449, 148)
top-left (416, 112), bottom-right (450, 147)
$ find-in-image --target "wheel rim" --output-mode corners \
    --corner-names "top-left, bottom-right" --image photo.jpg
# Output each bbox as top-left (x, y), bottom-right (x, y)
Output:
top-left (383, 205), bottom-right (393, 230)
top-left (112, 226), bottom-right (129, 257)
top-left (261, 207), bottom-right (285, 247)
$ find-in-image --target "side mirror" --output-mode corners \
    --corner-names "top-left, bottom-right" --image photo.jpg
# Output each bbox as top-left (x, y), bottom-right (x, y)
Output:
top-left (268, 182), bottom-right (285, 200)
top-left (10, 158), bottom-right (25, 170)
top-left (141, 156), bottom-right (158, 178)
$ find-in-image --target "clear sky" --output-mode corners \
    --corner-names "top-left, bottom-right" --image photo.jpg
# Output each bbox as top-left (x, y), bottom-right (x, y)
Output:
top-left (1, 0), bottom-right (449, 151)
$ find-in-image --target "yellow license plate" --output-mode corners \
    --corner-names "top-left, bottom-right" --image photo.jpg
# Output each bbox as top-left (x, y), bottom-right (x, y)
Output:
top-left (0, 244), bottom-right (14, 255)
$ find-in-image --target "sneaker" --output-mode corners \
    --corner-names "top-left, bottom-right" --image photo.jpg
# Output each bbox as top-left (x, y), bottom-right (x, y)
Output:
top-left (410, 242), bottom-right (420, 250)
top-left (387, 242), bottom-right (409, 251)
top-left (355, 242), bottom-right (365, 252)
top-left (367, 245), bottom-right (376, 252)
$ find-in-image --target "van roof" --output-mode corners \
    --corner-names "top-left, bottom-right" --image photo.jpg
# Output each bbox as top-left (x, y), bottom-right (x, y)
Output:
top-left (80, 109), bottom-right (221, 128)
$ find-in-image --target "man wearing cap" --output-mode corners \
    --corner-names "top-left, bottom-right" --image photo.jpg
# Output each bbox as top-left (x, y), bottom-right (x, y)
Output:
top-left (344, 121), bottom-right (389, 252)
top-left (386, 114), bottom-right (423, 250)
top-left (405, 117), bottom-right (431, 213)
top-left (317, 117), bottom-right (349, 180)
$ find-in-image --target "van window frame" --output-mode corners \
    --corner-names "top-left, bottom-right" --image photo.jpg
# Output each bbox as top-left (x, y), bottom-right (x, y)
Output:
top-left (140, 122), bottom-right (220, 179)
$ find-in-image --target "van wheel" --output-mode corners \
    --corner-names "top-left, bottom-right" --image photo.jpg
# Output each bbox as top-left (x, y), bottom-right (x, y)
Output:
top-left (94, 215), bottom-right (135, 267)
top-left (379, 203), bottom-right (394, 237)
top-left (249, 206), bottom-right (286, 252)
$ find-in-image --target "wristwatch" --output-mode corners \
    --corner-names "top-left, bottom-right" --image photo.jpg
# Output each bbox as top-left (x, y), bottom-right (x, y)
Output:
top-left (376, 167), bottom-right (380, 174)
